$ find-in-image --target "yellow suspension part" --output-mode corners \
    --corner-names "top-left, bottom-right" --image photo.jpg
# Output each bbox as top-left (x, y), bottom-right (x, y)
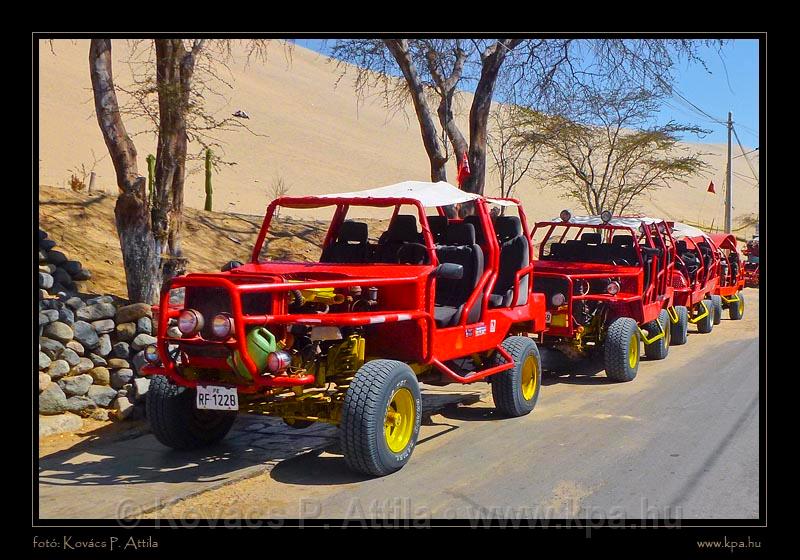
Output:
top-left (326, 334), bottom-right (366, 379)
top-left (639, 318), bottom-right (665, 345)
top-left (667, 306), bottom-right (680, 324)
top-left (287, 280), bottom-right (346, 305)
top-left (688, 301), bottom-right (710, 324)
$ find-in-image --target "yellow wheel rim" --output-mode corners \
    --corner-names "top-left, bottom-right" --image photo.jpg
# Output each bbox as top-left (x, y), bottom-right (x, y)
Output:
top-left (628, 334), bottom-right (639, 369)
top-left (384, 387), bottom-right (415, 453)
top-left (521, 355), bottom-right (538, 401)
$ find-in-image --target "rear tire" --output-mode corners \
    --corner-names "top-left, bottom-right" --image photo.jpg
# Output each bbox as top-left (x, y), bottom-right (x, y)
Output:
top-left (146, 375), bottom-right (237, 450)
top-left (604, 317), bottom-right (641, 382)
top-left (670, 305), bottom-right (689, 346)
top-left (711, 295), bottom-right (723, 325)
top-left (696, 300), bottom-right (714, 334)
top-left (729, 292), bottom-right (745, 320)
top-left (644, 309), bottom-right (670, 360)
top-left (340, 360), bottom-right (421, 476)
top-left (491, 336), bottom-right (542, 417)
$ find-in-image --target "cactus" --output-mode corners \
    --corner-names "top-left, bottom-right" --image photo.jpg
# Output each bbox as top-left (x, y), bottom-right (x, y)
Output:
top-left (146, 154), bottom-right (156, 204)
top-left (204, 148), bottom-right (213, 212)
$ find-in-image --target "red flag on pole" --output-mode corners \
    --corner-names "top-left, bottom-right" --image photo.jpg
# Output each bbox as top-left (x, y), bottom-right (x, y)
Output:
top-left (707, 180), bottom-right (716, 194)
top-left (457, 152), bottom-right (471, 187)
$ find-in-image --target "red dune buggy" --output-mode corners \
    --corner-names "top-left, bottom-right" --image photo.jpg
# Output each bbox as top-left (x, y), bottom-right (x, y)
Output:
top-left (670, 222), bottom-right (721, 334)
top-left (531, 212), bottom-right (676, 383)
top-left (709, 233), bottom-right (746, 320)
top-left (141, 181), bottom-right (546, 476)
top-left (743, 235), bottom-right (760, 288)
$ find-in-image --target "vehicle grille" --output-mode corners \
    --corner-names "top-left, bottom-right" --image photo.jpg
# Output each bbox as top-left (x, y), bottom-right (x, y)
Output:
top-left (533, 277), bottom-right (570, 309)
top-left (183, 286), bottom-right (271, 339)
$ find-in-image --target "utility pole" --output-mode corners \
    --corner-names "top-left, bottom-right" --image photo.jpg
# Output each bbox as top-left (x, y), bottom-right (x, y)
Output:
top-left (724, 111), bottom-right (733, 233)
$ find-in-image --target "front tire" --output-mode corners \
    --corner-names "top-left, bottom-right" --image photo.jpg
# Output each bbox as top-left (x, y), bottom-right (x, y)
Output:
top-left (710, 295), bottom-right (723, 325)
top-left (644, 308), bottom-right (670, 360)
top-left (729, 292), bottom-right (745, 320)
top-left (146, 375), bottom-right (237, 450)
top-left (340, 360), bottom-right (422, 477)
top-left (491, 336), bottom-right (542, 417)
top-left (696, 300), bottom-right (714, 334)
top-left (670, 305), bottom-right (689, 345)
top-left (604, 317), bottom-right (641, 382)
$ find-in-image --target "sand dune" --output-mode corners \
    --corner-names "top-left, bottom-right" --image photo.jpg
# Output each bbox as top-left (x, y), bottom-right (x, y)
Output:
top-left (38, 39), bottom-right (759, 237)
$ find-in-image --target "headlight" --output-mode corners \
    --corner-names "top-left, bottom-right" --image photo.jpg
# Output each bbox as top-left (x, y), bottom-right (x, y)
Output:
top-left (559, 209), bottom-right (571, 222)
top-left (607, 281), bottom-right (621, 295)
top-left (600, 210), bottom-right (613, 223)
top-left (178, 309), bottom-right (204, 335)
top-left (574, 279), bottom-right (590, 295)
top-left (551, 292), bottom-right (566, 307)
top-left (211, 313), bottom-right (234, 339)
top-left (144, 345), bottom-right (160, 364)
top-left (267, 350), bottom-right (292, 373)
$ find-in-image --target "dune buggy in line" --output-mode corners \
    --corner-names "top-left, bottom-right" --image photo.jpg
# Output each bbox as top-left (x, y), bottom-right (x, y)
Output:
top-left (531, 211), bottom-right (676, 382)
top-left (140, 181), bottom-right (546, 476)
top-left (709, 233), bottom-right (746, 321)
top-left (669, 222), bottom-right (720, 334)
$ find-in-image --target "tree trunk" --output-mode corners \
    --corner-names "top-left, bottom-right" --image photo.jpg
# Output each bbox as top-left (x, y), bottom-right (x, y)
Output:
top-left (89, 39), bottom-right (160, 303)
top-left (384, 40), bottom-right (448, 183)
top-left (462, 40), bottom-right (521, 199)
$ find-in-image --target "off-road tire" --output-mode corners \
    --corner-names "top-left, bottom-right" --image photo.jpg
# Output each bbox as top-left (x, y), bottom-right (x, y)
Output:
top-left (490, 336), bottom-right (542, 417)
top-left (340, 360), bottom-right (422, 477)
top-left (670, 305), bottom-right (689, 346)
top-left (604, 317), bottom-right (641, 382)
top-left (729, 292), bottom-right (745, 320)
top-left (644, 308), bottom-right (670, 360)
top-left (696, 300), bottom-right (714, 334)
top-left (146, 375), bottom-right (237, 450)
top-left (711, 294), bottom-right (723, 325)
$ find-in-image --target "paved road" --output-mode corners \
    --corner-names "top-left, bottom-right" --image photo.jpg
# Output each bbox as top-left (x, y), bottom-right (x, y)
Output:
top-left (39, 289), bottom-right (760, 522)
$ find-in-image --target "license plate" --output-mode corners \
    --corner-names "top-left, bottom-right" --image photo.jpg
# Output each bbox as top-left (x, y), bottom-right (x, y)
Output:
top-left (545, 311), bottom-right (552, 324)
top-left (196, 385), bottom-right (239, 411)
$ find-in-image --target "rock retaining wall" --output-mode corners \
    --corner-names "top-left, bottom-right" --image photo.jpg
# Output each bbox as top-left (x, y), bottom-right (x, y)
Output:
top-left (38, 229), bottom-right (151, 424)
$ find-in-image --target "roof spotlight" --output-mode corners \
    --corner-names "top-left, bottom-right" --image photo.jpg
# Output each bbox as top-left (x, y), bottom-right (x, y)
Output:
top-left (600, 210), bottom-right (613, 224)
top-left (559, 209), bottom-right (572, 222)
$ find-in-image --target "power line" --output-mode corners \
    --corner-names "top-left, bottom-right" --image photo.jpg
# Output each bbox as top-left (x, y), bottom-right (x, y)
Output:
top-left (732, 125), bottom-right (759, 184)
top-left (733, 147), bottom-right (759, 159)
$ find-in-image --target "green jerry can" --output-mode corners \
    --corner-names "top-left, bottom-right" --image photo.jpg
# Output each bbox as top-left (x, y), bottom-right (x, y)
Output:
top-left (227, 327), bottom-right (277, 380)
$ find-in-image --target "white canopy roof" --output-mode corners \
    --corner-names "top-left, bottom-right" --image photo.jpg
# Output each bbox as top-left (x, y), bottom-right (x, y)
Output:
top-left (670, 221), bottom-right (711, 239)
top-left (315, 181), bottom-right (482, 207)
top-left (550, 215), bottom-right (665, 228)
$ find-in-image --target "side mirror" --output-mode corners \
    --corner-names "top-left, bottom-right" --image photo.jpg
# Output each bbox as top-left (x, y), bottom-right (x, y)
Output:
top-left (221, 260), bottom-right (243, 272)
top-left (434, 263), bottom-right (463, 280)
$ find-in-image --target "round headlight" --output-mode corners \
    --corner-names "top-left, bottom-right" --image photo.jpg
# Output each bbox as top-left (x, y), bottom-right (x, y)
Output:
top-left (600, 210), bottom-right (613, 223)
top-left (144, 345), bottom-right (160, 364)
top-left (559, 209), bottom-right (572, 222)
top-left (178, 309), bottom-right (204, 335)
top-left (211, 313), bottom-right (234, 339)
top-left (574, 280), bottom-right (590, 296)
top-left (551, 292), bottom-right (566, 307)
top-left (267, 350), bottom-right (292, 373)
top-left (607, 281), bottom-right (621, 295)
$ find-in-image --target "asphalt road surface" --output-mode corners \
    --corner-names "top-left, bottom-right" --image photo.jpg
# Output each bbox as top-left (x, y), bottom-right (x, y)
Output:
top-left (39, 289), bottom-right (760, 522)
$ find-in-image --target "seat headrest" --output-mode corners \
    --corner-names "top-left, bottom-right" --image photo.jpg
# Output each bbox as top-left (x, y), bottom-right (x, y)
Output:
top-left (463, 216), bottom-right (486, 245)
top-left (495, 216), bottom-right (522, 241)
top-left (337, 221), bottom-right (368, 243)
top-left (386, 215), bottom-right (419, 242)
top-left (426, 215), bottom-right (448, 239)
top-left (612, 235), bottom-right (634, 247)
top-left (446, 223), bottom-right (476, 246)
top-left (676, 240), bottom-right (688, 252)
top-left (581, 232), bottom-right (602, 245)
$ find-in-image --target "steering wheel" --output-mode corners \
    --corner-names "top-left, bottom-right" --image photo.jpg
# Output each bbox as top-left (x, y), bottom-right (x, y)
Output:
top-left (396, 243), bottom-right (428, 264)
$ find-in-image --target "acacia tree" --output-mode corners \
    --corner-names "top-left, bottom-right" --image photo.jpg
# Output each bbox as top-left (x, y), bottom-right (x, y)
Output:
top-left (487, 106), bottom-right (539, 200)
top-left (89, 39), bottom-right (269, 303)
top-left (516, 87), bottom-right (709, 215)
top-left (331, 38), bottom-right (719, 206)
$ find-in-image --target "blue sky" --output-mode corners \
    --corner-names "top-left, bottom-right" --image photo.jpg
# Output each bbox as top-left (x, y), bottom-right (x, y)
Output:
top-left (294, 38), bottom-right (759, 148)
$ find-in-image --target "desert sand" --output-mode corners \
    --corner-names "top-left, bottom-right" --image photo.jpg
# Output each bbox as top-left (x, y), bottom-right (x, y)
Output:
top-left (38, 39), bottom-right (759, 237)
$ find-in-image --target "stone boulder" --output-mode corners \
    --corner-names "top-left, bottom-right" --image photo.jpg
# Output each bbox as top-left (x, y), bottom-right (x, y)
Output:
top-left (39, 383), bottom-right (68, 415)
